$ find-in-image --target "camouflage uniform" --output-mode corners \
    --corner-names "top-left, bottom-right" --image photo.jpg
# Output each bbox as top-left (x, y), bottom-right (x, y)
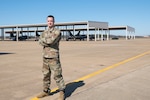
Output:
top-left (39, 27), bottom-right (66, 93)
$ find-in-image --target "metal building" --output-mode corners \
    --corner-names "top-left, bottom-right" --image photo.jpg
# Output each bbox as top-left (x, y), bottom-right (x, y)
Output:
top-left (0, 21), bottom-right (135, 41)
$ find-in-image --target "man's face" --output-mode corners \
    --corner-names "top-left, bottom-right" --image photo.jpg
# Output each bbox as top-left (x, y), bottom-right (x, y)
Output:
top-left (47, 17), bottom-right (54, 28)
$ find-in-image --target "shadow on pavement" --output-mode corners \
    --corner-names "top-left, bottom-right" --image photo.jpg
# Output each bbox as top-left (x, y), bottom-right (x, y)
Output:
top-left (50, 80), bottom-right (85, 99)
top-left (65, 80), bottom-right (85, 98)
top-left (0, 52), bottom-right (15, 55)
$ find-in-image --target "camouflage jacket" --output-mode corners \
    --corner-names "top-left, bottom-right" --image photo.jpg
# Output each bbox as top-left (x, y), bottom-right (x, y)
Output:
top-left (39, 27), bottom-right (61, 58)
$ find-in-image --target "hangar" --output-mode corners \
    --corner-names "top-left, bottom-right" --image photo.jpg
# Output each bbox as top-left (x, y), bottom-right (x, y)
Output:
top-left (0, 21), bottom-right (135, 41)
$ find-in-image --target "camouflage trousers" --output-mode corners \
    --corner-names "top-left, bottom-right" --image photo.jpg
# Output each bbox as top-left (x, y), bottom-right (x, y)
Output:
top-left (42, 57), bottom-right (66, 92)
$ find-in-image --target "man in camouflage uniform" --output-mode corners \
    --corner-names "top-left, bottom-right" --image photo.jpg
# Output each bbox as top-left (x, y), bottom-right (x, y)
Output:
top-left (37, 15), bottom-right (66, 100)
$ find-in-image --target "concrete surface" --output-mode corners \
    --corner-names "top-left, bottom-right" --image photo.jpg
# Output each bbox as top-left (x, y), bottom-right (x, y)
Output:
top-left (0, 38), bottom-right (150, 100)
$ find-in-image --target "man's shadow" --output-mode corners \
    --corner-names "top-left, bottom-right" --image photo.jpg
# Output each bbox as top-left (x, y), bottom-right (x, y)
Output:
top-left (51, 80), bottom-right (85, 99)
top-left (65, 80), bottom-right (85, 98)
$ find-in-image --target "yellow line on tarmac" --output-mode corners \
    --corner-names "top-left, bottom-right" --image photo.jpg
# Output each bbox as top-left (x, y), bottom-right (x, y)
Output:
top-left (31, 50), bottom-right (150, 100)
top-left (31, 97), bottom-right (39, 100)
top-left (74, 50), bottom-right (150, 82)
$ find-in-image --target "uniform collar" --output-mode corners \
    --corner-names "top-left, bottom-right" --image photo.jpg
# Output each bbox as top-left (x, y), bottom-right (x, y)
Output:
top-left (48, 27), bottom-right (54, 32)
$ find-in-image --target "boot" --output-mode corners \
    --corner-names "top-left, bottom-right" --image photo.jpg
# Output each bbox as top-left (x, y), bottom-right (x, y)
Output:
top-left (36, 90), bottom-right (51, 98)
top-left (58, 90), bottom-right (65, 100)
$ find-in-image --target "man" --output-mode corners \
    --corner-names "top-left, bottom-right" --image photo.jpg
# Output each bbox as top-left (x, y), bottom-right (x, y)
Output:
top-left (37, 15), bottom-right (66, 100)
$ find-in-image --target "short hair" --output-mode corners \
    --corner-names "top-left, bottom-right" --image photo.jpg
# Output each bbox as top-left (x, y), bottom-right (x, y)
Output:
top-left (47, 15), bottom-right (55, 22)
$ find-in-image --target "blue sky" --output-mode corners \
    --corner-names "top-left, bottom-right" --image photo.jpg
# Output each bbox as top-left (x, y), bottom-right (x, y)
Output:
top-left (0, 0), bottom-right (150, 36)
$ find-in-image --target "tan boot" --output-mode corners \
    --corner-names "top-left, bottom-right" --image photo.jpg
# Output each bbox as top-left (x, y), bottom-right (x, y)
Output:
top-left (36, 91), bottom-right (49, 98)
top-left (58, 91), bottom-right (65, 100)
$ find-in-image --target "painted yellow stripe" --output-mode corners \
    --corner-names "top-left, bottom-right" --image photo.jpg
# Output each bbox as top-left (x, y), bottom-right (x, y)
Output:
top-left (74, 50), bottom-right (150, 82)
top-left (31, 50), bottom-right (150, 100)
top-left (31, 97), bottom-right (39, 100)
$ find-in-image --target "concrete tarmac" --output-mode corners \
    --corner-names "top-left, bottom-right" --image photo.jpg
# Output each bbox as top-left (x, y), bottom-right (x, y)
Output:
top-left (0, 38), bottom-right (150, 100)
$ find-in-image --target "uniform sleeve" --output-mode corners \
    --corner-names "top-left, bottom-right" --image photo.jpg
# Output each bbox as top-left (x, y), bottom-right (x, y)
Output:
top-left (39, 32), bottom-right (49, 47)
